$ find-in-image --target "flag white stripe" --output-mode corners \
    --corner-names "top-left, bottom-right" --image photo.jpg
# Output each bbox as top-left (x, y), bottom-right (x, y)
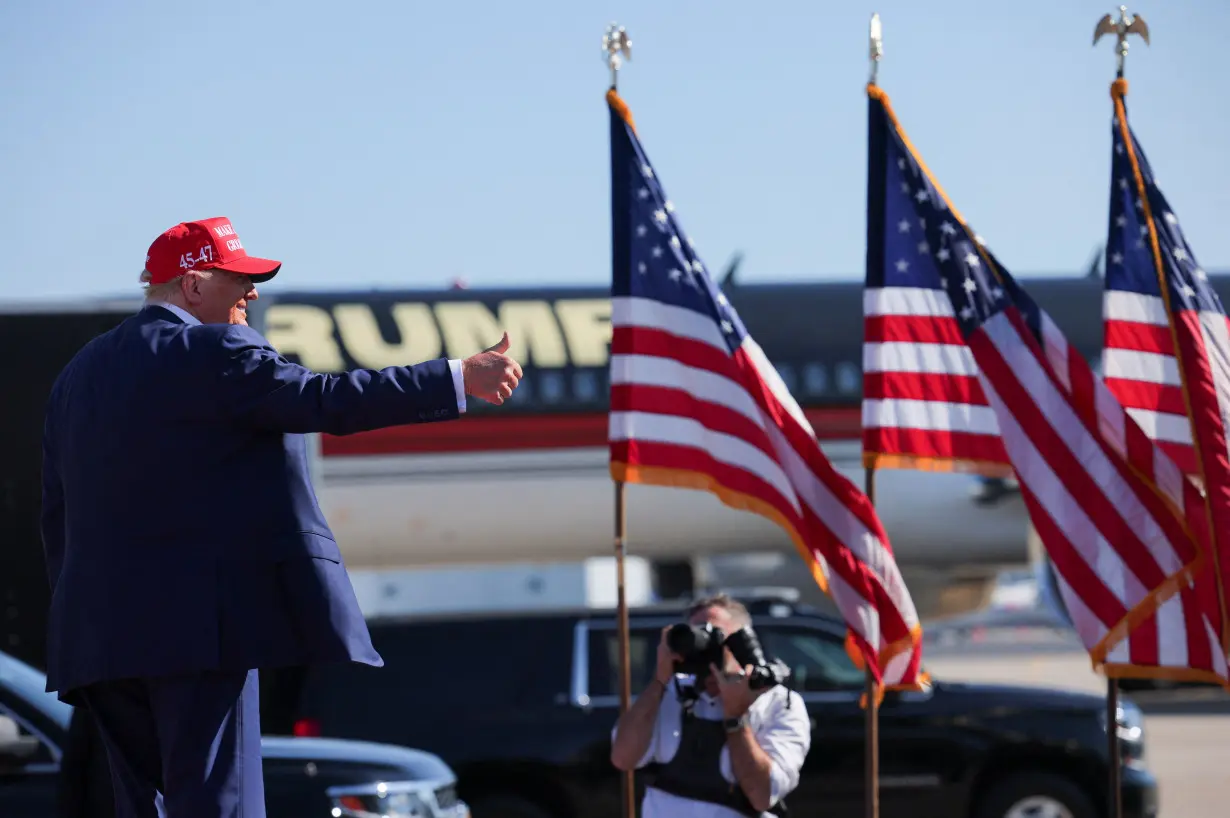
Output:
top-left (864, 342), bottom-right (979, 377)
top-left (610, 353), bottom-right (764, 432)
top-left (862, 398), bottom-right (1000, 434)
top-left (1103, 348), bottom-right (1182, 386)
top-left (1104, 291), bottom-right (1169, 327)
top-left (1157, 592), bottom-right (1189, 669)
top-left (1124, 407), bottom-right (1195, 445)
top-left (613, 296), bottom-right (729, 353)
top-left (608, 410), bottom-right (801, 514)
top-left (864, 287), bottom-right (957, 319)
top-left (879, 646), bottom-right (914, 686)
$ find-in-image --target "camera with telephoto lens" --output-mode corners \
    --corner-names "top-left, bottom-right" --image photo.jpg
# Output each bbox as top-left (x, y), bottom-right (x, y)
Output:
top-left (666, 622), bottom-right (790, 690)
top-left (724, 625), bottom-right (790, 690)
top-left (666, 622), bottom-right (727, 677)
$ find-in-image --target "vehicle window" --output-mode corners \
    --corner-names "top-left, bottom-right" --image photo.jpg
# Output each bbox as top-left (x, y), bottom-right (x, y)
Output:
top-left (758, 625), bottom-right (866, 691)
top-left (587, 627), bottom-right (657, 699)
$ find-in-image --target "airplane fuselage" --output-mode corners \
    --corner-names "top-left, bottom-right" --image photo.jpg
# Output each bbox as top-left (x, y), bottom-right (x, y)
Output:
top-left (244, 274), bottom-right (1180, 573)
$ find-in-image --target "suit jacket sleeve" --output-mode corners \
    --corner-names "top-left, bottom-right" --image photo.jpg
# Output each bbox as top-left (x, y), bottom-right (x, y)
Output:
top-left (40, 412), bottom-right (66, 590)
top-left (213, 324), bottom-right (461, 435)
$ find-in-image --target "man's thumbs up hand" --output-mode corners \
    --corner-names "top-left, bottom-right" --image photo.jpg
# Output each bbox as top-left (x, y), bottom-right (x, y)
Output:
top-left (462, 332), bottom-right (523, 405)
top-left (486, 332), bottom-right (511, 355)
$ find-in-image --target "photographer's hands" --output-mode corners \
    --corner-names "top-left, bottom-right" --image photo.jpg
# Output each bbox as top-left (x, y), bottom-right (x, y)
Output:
top-left (656, 626), bottom-right (682, 686)
top-left (711, 658), bottom-right (756, 718)
top-left (713, 653), bottom-right (774, 813)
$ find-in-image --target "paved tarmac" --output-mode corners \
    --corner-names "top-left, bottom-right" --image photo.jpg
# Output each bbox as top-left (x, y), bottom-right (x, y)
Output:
top-left (922, 624), bottom-right (1230, 818)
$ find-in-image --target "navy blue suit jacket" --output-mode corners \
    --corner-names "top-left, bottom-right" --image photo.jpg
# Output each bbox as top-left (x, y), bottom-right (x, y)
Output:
top-left (40, 305), bottom-right (460, 701)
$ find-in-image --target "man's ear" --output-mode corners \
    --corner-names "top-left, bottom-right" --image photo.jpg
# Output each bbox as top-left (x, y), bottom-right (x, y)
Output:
top-left (181, 272), bottom-right (204, 304)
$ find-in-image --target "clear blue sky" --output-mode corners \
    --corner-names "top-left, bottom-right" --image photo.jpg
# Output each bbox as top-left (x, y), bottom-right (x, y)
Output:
top-left (2, 0), bottom-right (1227, 301)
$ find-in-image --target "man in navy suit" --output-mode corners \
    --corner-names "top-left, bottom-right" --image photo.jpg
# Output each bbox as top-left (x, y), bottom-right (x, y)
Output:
top-left (39, 216), bottom-right (523, 818)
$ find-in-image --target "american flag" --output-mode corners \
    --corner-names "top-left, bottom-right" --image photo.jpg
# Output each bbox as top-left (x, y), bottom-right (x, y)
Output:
top-left (1103, 84), bottom-right (1199, 474)
top-left (1103, 79), bottom-right (1230, 649)
top-left (901, 150), bottom-right (1227, 684)
top-left (604, 89), bottom-right (924, 688)
top-left (863, 86), bottom-right (1011, 477)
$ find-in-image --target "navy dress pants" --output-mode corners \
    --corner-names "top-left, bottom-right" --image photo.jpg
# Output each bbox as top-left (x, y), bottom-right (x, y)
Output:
top-left (78, 668), bottom-right (265, 818)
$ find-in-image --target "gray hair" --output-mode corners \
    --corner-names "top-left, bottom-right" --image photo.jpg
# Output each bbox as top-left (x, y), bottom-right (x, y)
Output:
top-left (139, 268), bottom-right (212, 301)
top-left (686, 593), bottom-right (751, 628)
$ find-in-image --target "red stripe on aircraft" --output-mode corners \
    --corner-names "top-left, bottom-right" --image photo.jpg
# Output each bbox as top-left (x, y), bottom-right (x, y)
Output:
top-left (320, 407), bottom-right (864, 456)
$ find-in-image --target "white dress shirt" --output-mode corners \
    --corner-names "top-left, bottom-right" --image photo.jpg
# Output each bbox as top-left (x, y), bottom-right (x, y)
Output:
top-left (612, 679), bottom-right (811, 818)
top-left (144, 300), bottom-right (468, 412)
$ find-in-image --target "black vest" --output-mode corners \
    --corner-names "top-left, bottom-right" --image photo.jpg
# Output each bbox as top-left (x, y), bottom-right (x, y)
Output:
top-left (644, 703), bottom-right (787, 817)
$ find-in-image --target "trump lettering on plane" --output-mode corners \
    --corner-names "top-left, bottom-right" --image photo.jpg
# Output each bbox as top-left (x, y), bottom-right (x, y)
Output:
top-left (263, 298), bottom-right (613, 373)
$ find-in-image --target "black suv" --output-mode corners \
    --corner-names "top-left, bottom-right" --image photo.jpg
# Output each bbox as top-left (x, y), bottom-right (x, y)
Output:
top-left (0, 648), bottom-right (469, 818)
top-left (262, 598), bottom-right (1158, 818)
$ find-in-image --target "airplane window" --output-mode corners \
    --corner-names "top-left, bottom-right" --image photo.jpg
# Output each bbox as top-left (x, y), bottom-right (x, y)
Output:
top-left (573, 371), bottom-right (599, 401)
top-left (540, 372), bottom-right (565, 403)
top-left (803, 363), bottom-right (828, 396)
top-left (835, 362), bottom-right (860, 395)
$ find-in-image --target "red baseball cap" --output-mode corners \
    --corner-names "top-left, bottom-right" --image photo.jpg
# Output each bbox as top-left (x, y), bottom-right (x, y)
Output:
top-left (144, 217), bottom-right (281, 285)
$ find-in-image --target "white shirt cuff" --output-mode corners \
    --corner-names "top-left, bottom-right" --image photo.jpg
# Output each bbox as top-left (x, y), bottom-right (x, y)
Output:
top-left (448, 359), bottom-right (466, 414)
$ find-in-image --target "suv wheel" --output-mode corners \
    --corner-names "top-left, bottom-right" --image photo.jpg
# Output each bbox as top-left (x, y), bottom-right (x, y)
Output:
top-left (974, 771), bottom-right (1097, 818)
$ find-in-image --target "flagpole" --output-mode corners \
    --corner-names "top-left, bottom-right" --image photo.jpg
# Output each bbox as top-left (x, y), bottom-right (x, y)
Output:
top-left (861, 16), bottom-right (884, 818)
top-left (863, 468), bottom-right (881, 818)
top-left (614, 479), bottom-right (634, 818)
top-left (1092, 9), bottom-right (1150, 818)
top-left (603, 22), bottom-right (636, 818)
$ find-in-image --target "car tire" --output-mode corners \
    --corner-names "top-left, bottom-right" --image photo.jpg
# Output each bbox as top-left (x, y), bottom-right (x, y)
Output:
top-left (973, 771), bottom-right (1097, 818)
top-left (468, 794), bottom-right (555, 818)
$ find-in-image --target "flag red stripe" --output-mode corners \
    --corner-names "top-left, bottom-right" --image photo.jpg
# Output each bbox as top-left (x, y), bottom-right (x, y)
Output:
top-left (1105, 320), bottom-right (1175, 355)
top-left (1124, 600), bottom-right (1161, 669)
top-left (612, 326), bottom-right (741, 382)
top-left (861, 428), bottom-right (1008, 464)
top-left (864, 315), bottom-right (967, 346)
top-left (1102, 378), bottom-right (1190, 416)
top-left (862, 371), bottom-right (988, 405)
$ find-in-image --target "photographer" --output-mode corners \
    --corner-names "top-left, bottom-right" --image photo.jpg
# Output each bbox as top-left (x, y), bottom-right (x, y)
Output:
top-left (610, 595), bottom-right (810, 817)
